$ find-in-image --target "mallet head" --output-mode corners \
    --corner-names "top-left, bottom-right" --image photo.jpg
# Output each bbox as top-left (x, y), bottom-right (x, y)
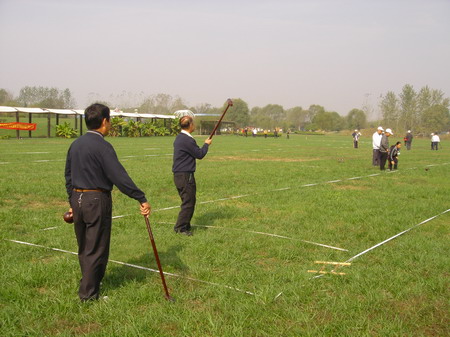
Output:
top-left (226, 98), bottom-right (233, 106)
top-left (63, 211), bottom-right (73, 223)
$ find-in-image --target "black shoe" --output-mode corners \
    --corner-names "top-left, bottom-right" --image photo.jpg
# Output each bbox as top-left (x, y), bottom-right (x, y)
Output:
top-left (178, 230), bottom-right (193, 236)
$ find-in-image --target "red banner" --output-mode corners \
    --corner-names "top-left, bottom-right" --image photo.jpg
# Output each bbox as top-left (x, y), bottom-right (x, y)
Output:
top-left (0, 122), bottom-right (37, 131)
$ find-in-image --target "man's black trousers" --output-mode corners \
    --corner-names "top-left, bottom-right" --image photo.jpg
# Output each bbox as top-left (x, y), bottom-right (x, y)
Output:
top-left (174, 172), bottom-right (196, 233)
top-left (379, 152), bottom-right (388, 170)
top-left (388, 158), bottom-right (398, 171)
top-left (71, 190), bottom-right (112, 301)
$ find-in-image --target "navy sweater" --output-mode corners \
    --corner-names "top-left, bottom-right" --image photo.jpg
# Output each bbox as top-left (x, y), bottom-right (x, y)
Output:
top-left (65, 131), bottom-right (147, 203)
top-left (172, 133), bottom-right (209, 173)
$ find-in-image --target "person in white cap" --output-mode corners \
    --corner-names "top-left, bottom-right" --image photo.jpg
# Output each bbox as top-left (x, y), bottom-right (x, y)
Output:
top-left (379, 128), bottom-right (393, 170)
top-left (404, 130), bottom-right (413, 150)
top-left (352, 129), bottom-right (361, 148)
top-left (431, 133), bottom-right (440, 150)
top-left (372, 126), bottom-right (383, 166)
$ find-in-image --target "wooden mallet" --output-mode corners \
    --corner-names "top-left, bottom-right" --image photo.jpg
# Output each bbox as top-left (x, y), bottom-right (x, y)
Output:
top-left (209, 99), bottom-right (233, 139)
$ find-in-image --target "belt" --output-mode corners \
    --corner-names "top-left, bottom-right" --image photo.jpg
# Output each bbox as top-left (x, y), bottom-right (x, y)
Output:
top-left (73, 188), bottom-right (104, 193)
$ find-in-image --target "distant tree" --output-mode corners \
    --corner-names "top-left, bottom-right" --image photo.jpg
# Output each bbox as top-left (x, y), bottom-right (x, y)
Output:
top-left (17, 86), bottom-right (74, 108)
top-left (307, 105), bottom-right (325, 124)
top-left (421, 105), bottom-right (450, 133)
top-left (224, 98), bottom-right (249, 128)
top-left (286, 106), bottom-right (307, 130)
top-left (192, 103), bottom-right (212, 115)
top-left (313, 110), bottom-right (344, 131)
top-left (399, 84), bottom-right (417, 131)
top-left (0, 89), bottom-right (15, 105)
top-left (380, 91), bottom-right (399, 130)
top-left (346, 108), bottom-right (367, 130)
top-left (139, 93), bottom-right (187, 114)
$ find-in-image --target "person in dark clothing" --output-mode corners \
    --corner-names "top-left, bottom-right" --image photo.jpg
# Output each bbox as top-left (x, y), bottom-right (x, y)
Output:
top-left (379, 128), bottom-right (393, 170)
top-left (388, 142), bottom-right (402, 170)
top-left (65, 103), bottom-right (151, 301)
top-left (352, 130), bottom-right (361, 148)
top-left (404, 130), bottom-right (413, 150)
top-left (172, 116), bottom-right (212, 236)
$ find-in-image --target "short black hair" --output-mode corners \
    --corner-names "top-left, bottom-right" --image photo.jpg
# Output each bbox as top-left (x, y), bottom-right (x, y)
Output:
top-left (396, 141), bottom-right (401, 146)
top-left (179, 116), bottom-right (193, 130)
top-left (85, 103), bottom-right (110, 130)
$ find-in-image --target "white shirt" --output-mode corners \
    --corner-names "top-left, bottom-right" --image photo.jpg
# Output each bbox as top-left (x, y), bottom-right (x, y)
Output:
top-left (432, 134), bottom-right (440, 142)
top-left (181, 129), bottom-right (193, 139)
top-left (372, 132), bottom-right (382, 149)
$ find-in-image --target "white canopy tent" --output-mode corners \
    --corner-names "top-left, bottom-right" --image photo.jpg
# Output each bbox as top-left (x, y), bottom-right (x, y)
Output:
top-left (0, 106), bottom-right (177, 138)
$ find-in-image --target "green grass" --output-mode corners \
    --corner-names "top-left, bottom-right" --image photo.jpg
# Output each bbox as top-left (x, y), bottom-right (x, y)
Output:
top-left (0, 134), bottom-right (449, 336)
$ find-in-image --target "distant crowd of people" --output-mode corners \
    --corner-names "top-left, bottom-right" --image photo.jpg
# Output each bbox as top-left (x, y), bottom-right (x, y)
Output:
top-left (349, 127), bottom-right (442, 172)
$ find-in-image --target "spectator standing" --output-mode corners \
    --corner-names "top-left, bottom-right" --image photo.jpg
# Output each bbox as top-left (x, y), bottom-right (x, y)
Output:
top-left (372, 126), bottom-right (383, 166)
top-left (404, 130), bottom-right (413, 150)
top-left (431, 133), bottom-right (440, 150)
top-left (379, 128), bottom-right (393, 170)
top-left (352, 129), bottom-right (361, 148)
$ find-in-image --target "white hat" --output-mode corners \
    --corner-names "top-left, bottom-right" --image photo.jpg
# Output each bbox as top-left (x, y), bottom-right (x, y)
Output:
top-left (385, 128), bottom-right (394, 135)
top-left (377, 126), bottom-right (384, 131)
top-left (407, 130), bottom-right (411, 133)
top-left (354, 129), bottom-right (358, 132)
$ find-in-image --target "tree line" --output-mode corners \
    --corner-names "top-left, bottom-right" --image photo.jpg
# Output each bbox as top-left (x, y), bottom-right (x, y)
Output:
top-left (1, 84), bottom-right (448, 134)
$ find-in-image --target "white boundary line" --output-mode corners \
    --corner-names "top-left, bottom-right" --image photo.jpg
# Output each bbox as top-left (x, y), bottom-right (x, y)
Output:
top-left (155, 222), bottom-right (348, 252)
top-left (112, 162), bottom-right (450, 219)
top-left (311, 208), bottom-right (450, 279)
top-left (5, 239), bottom-right (255, 296)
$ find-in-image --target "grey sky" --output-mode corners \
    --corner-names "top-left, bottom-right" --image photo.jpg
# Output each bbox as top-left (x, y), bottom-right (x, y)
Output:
top-left (1, 0), bottom-right (449, 116)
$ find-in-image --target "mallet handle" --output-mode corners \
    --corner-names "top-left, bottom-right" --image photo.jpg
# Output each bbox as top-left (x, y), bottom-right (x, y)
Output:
top-left (209, 99), bottom-right (233, 139)
top-left (144, 215), bottom-right (173, 301)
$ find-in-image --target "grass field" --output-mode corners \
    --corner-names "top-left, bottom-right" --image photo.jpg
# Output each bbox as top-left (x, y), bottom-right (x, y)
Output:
top-left (0, 133), bottom-right (449, 336)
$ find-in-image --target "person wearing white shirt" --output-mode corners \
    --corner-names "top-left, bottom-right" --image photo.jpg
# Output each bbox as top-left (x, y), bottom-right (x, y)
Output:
top-left (431, 133), bottom-right (440, 150)
top-left (372, 126), bottom-right (383, 166)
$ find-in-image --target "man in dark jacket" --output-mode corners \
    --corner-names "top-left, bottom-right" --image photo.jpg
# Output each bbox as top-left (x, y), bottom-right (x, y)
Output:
top-left (65, 103), bottom-right (151, 301)
top-left (388, 141), bottom-right (402, 170)
top-left (172, 116), bottom-right (212, 236)
top-left (404, 130), bottom-right (413, 150)
top-left (379, 128), bottom-right (393, 170)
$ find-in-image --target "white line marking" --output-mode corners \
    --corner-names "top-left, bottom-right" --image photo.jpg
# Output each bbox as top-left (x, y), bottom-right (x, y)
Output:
top-left (312, 208), bottom-right (450, 279)
top-left (22, 152), bottom-right (50, 154)
top-left (112, 162), bottom-right (450, 219)
top-left (6, 239), bottom-right (255, 296)
top-left (42, 226), bottom-right (58, 231)
top-left (0, 162), bottom-right (10, 164)
top-left (155, 222), bottom-right (348, 251)
top-left (345, 209), bottom-right (450, 263)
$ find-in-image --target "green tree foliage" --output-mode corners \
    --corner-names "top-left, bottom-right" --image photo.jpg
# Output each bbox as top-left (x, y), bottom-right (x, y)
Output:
top-left (380, 91), bottom-right (400, 130)
top-left (286, 106), bottom-right (308, 130)
top-left (346, 108), bottom-right (367, 130)
top-left (380, 85), bottom-right (449, 133)
top-left (399, 84), bottom-right (417, 131)
top-left (312, 110), bottom-right (344, 131)
top-left (224, 98), bottom-right (249, 128)
top-left (421, 105), bottom-right (450, 133)
top-left (17, 86), bottom-right (76, 108)
top-left (139, 93), bottom-right (187, 114)
top-left (55, 122), bottom-right (77, 138)
top-left (0, 89), bottom-right (15, 106)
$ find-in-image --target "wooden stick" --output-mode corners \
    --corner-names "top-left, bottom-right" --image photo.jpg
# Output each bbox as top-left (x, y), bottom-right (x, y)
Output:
top-left (314, 261), bottom-right (351, 266)
top-left (209, 99), bottom-right (233, 139)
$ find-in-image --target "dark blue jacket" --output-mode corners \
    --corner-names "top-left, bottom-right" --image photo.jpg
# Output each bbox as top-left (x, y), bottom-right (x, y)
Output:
top-left (172, 132), bottom-right (209, 173)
